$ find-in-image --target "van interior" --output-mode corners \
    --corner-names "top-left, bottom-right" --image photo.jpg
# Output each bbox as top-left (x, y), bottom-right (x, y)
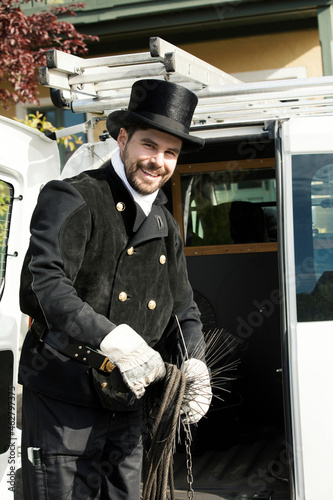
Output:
top-left (167, 132), bottom-right (291, 500)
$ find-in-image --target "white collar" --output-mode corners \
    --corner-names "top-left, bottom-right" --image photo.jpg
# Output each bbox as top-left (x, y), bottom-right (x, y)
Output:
top-left (111, 148), bottom-right (158, 216)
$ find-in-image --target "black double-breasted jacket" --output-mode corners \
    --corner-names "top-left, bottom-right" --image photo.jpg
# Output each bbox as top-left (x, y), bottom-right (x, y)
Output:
top-left (19, 160), bottom-right (204, 408)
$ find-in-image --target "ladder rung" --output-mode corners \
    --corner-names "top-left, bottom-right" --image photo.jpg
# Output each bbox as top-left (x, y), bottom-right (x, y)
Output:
top-left (195, 96), bottom-right (333, 115)
top-left (194, 97), bottom-right (333, 125)
top-left (196, 76), bottom-right (333, 99)
top-left (46, 49), bottom-right (160, 72)
top-left (71, 97), bottom-right (129, 114)
top-left (68, 62), bottom-right (167, 86)
top-left (39, 67), bottom-right (97, 96)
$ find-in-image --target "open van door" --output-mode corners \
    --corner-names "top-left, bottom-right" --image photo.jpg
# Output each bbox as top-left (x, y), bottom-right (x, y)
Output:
top-left (279, 116), bottom-right (333, 499)
top-left (0, 117), bottom-right (60, 498)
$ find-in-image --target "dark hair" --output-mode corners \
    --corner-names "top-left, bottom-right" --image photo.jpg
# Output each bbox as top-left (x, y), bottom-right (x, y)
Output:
top-left (124, 124), bottom-right (149, 142)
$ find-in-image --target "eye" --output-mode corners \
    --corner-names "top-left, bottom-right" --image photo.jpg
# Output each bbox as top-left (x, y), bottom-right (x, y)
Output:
top-left (143, 142), bottom-right (155, 150)
top-left (165, 150), bottom-right (178, 158)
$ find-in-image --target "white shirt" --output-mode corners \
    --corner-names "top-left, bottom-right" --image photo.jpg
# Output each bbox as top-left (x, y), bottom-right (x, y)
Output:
top-left (111, 148), bottom-right (158, 216)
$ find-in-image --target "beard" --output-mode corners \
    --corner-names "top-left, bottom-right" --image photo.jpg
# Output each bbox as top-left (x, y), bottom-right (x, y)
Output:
top-left (122, 149), bottom-right (171, 195)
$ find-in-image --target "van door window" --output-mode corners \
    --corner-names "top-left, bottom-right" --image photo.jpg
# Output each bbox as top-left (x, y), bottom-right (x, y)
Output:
top-left (293, 155), bottom-right (333, 321)
top-left (172, 159), bottom-right (277, 255)
top-left (0, 179), bottom-right (13, 299)
top-left (26, 107), bottom-right (86, 169)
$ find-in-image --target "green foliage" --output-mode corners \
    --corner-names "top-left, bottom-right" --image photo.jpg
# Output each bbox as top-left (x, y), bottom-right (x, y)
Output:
top-left (15, 110), bottom-right (84, 151)
top-left (0, 181), bottom-right (10, 257)
top-left (0, 0), bottom-right (98, 108)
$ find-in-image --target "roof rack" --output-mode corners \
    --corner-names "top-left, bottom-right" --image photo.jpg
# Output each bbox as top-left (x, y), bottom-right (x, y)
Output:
top-left (39, 36), bottom-right (333, 126)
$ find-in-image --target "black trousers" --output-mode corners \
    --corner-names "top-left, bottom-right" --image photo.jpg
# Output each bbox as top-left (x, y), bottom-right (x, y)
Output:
top-left (21, 388), bottom-right (143, 500)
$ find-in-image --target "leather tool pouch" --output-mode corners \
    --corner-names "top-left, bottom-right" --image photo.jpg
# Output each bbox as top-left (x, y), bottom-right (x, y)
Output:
top-left (91, 369), bottom-right (140, 411)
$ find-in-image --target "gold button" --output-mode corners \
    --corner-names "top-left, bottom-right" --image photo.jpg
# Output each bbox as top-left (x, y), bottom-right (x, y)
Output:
top-left (159, 255), bottom-right (166, 265)
top-left (148, 300), bottom-right (156, 310)
top-left (101, 382), bottom-right (108, 389)
top-left (116, 202), bottom-right (125, 211)
top-left (119, 291), bottom-right (127, 302)
top-left (127, 247), bottom-right (134, 256)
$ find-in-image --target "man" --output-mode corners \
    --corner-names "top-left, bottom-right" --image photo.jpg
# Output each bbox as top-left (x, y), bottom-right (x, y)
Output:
top-left (19, 79), bottom-right (212, 499)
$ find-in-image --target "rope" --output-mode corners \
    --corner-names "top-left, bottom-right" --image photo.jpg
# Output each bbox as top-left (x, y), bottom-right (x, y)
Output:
top-left (141, 327), bottom-right (240, 499)
top-left (142, 362), bottom-right (187, 500)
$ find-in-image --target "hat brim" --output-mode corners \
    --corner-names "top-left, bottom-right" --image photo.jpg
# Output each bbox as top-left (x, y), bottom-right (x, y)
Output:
top-left (106, 110), bottom-right (204, 153)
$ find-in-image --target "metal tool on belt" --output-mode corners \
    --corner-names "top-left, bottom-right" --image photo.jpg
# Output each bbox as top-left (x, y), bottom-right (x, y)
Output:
top-left (37, 326), bottom-right (129, 392)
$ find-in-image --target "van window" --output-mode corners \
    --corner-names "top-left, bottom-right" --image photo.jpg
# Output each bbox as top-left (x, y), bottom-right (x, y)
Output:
top-left (0, 180), bottom-right (13, 298)
top-left (293, 155), bottom-right (333, 321)
top-left (172, 159), bottom-right (277, 255)
top-left (26, 107), bottom-right (87, 169)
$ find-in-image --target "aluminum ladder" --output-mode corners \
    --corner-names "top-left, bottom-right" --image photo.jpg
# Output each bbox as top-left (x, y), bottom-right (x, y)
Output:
top-left (39, 36), bottom-right (333, 126)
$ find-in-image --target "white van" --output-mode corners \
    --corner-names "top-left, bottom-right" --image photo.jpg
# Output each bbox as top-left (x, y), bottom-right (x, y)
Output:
top-left (1, 38), bottom-right (333, 499)
top-left (0, 117), bottom-right (59, 499)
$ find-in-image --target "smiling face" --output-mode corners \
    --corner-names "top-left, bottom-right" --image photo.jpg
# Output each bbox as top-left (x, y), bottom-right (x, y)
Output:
top-left (117, 127), bottom-right (182, 195)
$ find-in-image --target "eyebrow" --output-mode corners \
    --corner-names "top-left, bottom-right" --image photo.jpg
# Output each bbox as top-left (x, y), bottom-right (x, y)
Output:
top-left (140, 137), bottom-right (181, 155)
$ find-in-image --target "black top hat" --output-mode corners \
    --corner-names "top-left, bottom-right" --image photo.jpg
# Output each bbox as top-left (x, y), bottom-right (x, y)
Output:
top-left (106, 79), bottom-right (205, 152)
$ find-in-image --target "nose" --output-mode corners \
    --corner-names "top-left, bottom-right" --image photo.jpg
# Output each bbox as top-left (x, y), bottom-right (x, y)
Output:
top-left (152, 152), bottom-right (164, 168)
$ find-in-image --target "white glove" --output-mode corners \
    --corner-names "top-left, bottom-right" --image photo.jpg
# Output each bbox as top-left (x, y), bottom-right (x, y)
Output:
top-left (100, 324), bottom-right (166, 399)
top-left (181, 358), bottom-right (212, 424)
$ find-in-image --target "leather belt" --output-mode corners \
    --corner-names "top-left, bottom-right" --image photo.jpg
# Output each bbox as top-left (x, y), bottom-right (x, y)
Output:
top-left (42, 330), bottom-right (116, 374)
top-left (29, 322), bottom-right (129, 393)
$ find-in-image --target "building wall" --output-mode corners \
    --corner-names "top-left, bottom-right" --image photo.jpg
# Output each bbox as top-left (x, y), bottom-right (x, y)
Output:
top-left (0, 85), bottom-right (50, 120)
top-left (181, 29), bottom-right (322, 78)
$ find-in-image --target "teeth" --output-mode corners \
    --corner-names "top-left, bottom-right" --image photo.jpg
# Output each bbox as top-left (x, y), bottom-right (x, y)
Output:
top-left (142, 168), bottom-right (158, 177)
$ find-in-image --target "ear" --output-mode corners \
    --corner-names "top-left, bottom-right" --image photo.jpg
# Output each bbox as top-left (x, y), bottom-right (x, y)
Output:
top-left (117, 127), bottom-right (128, 153)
